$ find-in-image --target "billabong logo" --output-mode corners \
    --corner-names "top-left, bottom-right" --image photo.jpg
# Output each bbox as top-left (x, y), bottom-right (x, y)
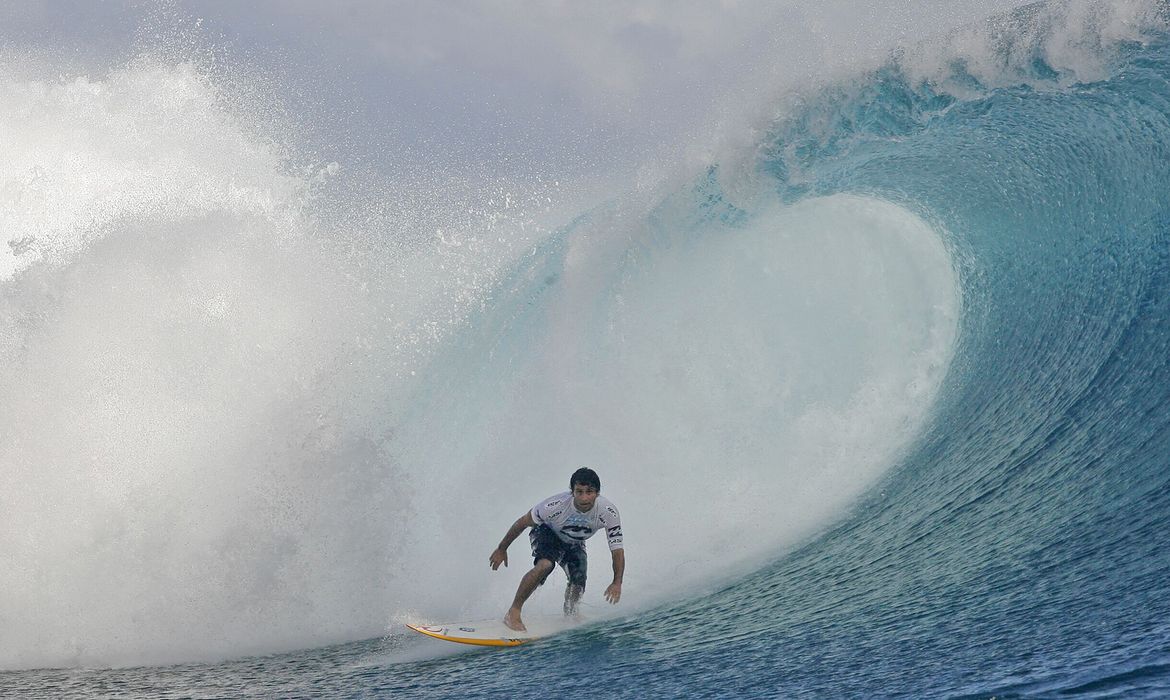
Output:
top-left (563, 524), bottom-right (593, 540)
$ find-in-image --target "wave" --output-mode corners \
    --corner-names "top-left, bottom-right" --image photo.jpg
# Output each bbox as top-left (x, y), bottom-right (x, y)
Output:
top-left (0, 54), bottom-right (959, 668)
top-left (2, 6), bottom-right (1170, 697)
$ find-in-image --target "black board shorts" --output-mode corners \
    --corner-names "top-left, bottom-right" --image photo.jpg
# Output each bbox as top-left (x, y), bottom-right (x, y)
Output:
top-left (529, 524), bottom-right (588, 589)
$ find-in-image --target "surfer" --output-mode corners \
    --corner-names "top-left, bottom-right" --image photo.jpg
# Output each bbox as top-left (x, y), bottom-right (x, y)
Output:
top-left (488, 467), bottom-right (625, 632)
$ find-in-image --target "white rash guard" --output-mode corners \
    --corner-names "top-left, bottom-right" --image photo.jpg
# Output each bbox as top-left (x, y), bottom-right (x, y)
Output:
top-left (530, 492), bottom-right (624, 551)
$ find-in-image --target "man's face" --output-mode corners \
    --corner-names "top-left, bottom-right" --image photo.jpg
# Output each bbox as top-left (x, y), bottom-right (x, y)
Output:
top-left (571, 483), bottom-right (598, 512)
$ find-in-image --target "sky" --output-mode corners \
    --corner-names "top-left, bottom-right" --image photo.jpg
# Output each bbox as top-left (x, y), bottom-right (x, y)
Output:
top-left (2, 0), bottom-right (1032, 183)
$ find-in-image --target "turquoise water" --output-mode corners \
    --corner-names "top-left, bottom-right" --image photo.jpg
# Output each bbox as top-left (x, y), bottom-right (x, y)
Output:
top-left (4, 3), bottom-right (1170, 698)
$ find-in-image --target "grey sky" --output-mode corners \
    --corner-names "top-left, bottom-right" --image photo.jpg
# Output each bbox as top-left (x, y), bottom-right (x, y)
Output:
top-left (2, 1), bottom-right (1032, 180)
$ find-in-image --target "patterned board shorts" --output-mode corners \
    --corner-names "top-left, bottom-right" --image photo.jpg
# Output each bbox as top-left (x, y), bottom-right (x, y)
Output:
top-left (530, 524), bottom-right (588, 589)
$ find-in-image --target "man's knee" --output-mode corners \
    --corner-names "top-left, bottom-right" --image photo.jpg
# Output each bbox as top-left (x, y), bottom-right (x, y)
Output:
top-left (531, 558), bottom-right (555, 585)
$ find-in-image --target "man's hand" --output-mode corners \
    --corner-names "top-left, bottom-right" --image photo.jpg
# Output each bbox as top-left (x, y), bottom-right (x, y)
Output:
top-left (606, 548), bottom-right (624, 604)
top-left (489, 547), bottom-right (509, 570)
top-left (491, 512), bottom-right (535, 571)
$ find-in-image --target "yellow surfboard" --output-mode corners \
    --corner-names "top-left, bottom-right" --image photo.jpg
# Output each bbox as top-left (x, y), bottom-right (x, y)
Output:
top-left (405, 616), bottom-right (578, 647)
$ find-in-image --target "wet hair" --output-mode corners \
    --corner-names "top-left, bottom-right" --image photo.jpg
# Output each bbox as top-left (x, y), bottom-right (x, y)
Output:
top-left (570, 467), bottom-right (601, 492)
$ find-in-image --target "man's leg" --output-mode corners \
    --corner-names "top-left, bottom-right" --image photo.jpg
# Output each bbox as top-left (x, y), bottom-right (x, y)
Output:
top-left (504, 559), bottom-right (554, 631)
top-left (562, 544), bottom-right (587, 617)
top-left (563, 582), bottom-right (584, 616)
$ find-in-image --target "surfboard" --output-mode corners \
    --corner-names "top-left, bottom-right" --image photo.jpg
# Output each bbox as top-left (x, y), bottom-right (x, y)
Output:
top-left (405, 615), bottom-right (577, 647)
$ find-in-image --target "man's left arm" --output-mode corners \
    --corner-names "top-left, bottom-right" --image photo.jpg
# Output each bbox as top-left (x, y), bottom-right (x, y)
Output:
top-left (605, 548), bottom-right (624, 604)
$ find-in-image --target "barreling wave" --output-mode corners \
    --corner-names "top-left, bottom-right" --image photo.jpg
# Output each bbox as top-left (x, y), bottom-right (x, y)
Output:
top-left (382, 2), bottom-right (1170, 697)
top-left (3, 3), bottom-right (1170, 699)
top-left (565, 3), bottom-right (1170, 697)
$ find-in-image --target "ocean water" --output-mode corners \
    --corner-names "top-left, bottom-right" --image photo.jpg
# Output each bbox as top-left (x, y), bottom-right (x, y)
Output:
top-left (3, 1), bottom-right (1170, 698)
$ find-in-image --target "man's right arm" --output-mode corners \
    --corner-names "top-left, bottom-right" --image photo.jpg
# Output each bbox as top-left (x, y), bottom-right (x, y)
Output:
top-left (489, 511), bottom-right (536, 570)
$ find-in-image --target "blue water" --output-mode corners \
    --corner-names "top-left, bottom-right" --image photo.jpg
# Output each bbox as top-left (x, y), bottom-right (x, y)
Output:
top-left (6, 5), bottom-right (1170, 699)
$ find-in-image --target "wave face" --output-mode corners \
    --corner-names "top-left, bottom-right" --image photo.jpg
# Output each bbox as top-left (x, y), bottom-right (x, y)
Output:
top-left (593, 8), bottom-right (1170, 697)
top-left (4, 2), bottom-right (1170, 698)
top-left (648, 13), bottom-right (1170, 698)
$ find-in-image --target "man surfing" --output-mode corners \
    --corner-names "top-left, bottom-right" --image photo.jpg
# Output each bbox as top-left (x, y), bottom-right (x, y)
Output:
top-left (488, 467), bottom-right (625, 632)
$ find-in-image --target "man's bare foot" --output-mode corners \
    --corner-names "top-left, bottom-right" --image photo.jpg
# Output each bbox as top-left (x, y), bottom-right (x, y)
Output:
top-left (503, 608), bottom-right (527, 631)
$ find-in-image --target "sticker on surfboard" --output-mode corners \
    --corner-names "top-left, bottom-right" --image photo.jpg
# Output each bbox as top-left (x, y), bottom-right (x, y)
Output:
top-left (405, 615), bottom-right (579, 647)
